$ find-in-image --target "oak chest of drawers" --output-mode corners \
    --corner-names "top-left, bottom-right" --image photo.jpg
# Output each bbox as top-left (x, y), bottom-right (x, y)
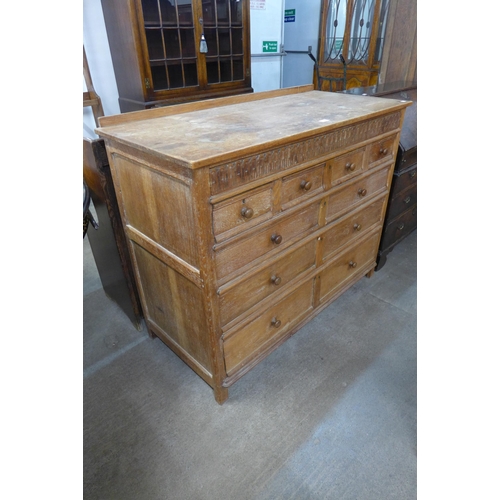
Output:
top-left (96, 86), bottom-right (411, 404)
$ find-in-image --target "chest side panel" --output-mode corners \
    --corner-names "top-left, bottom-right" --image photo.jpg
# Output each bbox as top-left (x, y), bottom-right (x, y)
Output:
top-left (133, 244), bottom-right (212, 375)
top-left (110, 152), bottom-right (200, 268)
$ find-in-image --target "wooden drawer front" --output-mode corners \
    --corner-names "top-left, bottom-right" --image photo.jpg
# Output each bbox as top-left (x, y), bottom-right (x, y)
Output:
top-left (396, 146), bottom-right (417, 172)
top-left (209, 112), bottom-right (403, 196)
top-left (391, 166), bottom-right (417, 197)
top-left (318, 231), bottom-right (380, 304)
top-left (213, 184), bottom-right (273, 242)
top-left (215, 202), bottom-right (320, 279)
top-left (219, 239), bottom-right (317, 327)
top-left (281, 164), bottom-right (325, 209)
top-left (223, 280), bottom-right (314, 376)
top-left (380, 206), bottom-right (417, 251)
top-left (325, 166), bottom-right (390, 222)
top-left (386, 185), bottom-right (417, 222)
top-left (368, 135), bottom-right (397, 166)
top-left (327, 147), bottom-right (366, 187)
top-left (322, 197), bottom-right (385, 263)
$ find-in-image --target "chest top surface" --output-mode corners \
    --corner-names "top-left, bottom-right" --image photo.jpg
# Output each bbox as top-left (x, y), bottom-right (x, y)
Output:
top-left (96, 90), bottom-right (411, 169)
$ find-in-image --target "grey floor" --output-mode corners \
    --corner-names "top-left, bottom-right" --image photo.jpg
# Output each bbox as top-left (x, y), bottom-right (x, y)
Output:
top-left (83, 230), bottom-right (417, 500)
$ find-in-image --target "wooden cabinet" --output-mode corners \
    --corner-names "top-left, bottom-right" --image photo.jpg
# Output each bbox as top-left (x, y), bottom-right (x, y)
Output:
top-left (100, 0), bottom-right (253, 112)
top-left (96, 86), bottom-right (410, 403)
top-left (315, 0), bottom-right (391, 91)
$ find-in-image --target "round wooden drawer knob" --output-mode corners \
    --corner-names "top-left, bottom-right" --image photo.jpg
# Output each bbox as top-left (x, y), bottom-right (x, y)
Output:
top-left (353, 223), bottom-right (362, 231)
top-left (379, 147), bottom-right (388, 155)
top-left (349, 261), bottom-right (357, 268)
top-left (300, 180), bottom-right (312, 191)
top-left (345, 162), bottom-right (356, 171)
top-left (398, 223), bottom-right (405, 230)
top-left (271, 317), bottom-right (281, 328)
top-left (241, 206), bottom-right (254, 219)
top-left (271, 275), bottom-right (282, 286)
top-left (271, 233), bottom-right (283, 245)
top-left (358, 188), bottom-right (367, 197)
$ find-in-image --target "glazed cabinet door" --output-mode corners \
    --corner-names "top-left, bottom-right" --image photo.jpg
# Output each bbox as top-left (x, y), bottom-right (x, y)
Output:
top-left (136, 0), bottom-right (252, 103)
top-left (316, 0), bottom-right (390, 91)
top-left (139, 0), bottom-right (200, 92)
top-left (101, 0), bottom-right (253, 110)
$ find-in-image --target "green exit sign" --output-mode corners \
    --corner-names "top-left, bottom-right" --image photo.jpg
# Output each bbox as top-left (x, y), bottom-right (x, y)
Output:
top-left (262, 41), bottom-right (278, 53)
top-left (284, 9), bottom-right (295, 22)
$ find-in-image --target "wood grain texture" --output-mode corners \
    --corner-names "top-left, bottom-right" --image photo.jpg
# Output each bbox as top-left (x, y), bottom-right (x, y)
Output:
top-left (110, 153), bottom-right (199, 268)
top-left (133, 243), bottom-right (212, 373)
top-left (378, 0), bottom-right (417, 85)
top-left (223, 280), bottom-right (315, 376)
top-left (98, 89), bottom-right (410, 403)
top-left (97, 92), bottom-right (408, 169)
top-left (345, 83), bottom-right (417, 270)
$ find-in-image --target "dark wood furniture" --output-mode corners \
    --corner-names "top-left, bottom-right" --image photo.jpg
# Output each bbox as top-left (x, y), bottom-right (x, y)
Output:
top-left (344, 81), bottom-right (417, 270)
top-left (96, 86), bottom-right (411, 403)
top-left (100, 0), bottom-right (253, 112)
top-left (83, 137), bottom-right (143, 328)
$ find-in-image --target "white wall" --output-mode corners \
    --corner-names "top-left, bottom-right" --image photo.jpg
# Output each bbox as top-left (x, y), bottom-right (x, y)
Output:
top-left (282, 0), bottom-right (322, 88)
top-left (83, 0), bottom-right (120, 138)
top-left (250, 0), bottom-right (285, 92)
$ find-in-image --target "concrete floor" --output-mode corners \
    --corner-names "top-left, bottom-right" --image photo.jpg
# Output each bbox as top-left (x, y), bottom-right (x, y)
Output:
top-left (83, 230), bottom-right (417, 499)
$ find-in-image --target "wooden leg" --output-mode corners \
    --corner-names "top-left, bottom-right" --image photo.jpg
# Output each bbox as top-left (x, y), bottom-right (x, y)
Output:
top-left (365, 268), bottom-right (375, 278)
top-left (214, 385), bottom-right (229, 405)
top-left (146, 324), bottom-right (157, 339)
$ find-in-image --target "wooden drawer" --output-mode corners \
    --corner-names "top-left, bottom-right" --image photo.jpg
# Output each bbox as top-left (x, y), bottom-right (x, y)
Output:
top-left (318, 231), bottom-right (380, 304)
top-left (326, 146), bottom-right (366, 187)
top-left (223, 280), bottom-right (314, 376)
top-left (212, 183), bottom-right (273, 242)
top-left (219, 239), bottom-right (317, 327)
top-left (385, 184), bottom-right (417, 222)
top-left (281, 164), bottom-right (324, 209)
top-left (368, 135), bottom-right (397, 166)
top-left (208, 110), bottom-right (404, 197)
top-left (391, 165), bottom-right (417, 197)
top-left (322, 196), bottom-right (385, 263)
top-left (325, 166), bottom-right (390, 222)
top-left (396, 145), bottom-right (417, 172)
top-left (380, 206), bottom-right (417, 251)
top-left (215, 201), bottom-right (320, 280)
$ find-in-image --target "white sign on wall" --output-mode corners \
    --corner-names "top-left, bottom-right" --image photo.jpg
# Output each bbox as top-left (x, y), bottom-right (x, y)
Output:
top-left (251, 0), bottom-right (266, 10)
